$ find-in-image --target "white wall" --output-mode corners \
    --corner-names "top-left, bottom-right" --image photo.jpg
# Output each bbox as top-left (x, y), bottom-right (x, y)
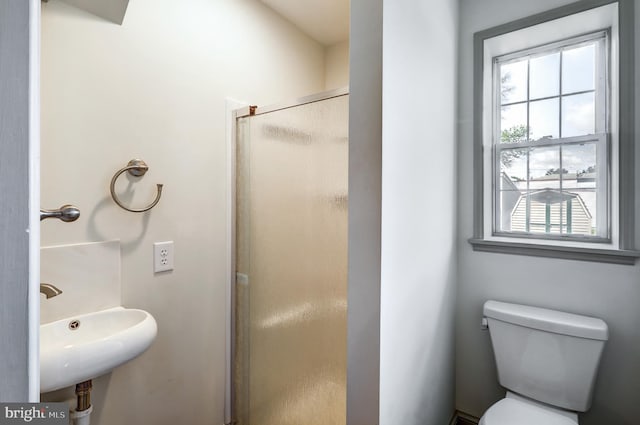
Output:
top-left (40, 1), bottom-right (325, 423)
top-left (456, 1), bottom-right (640, 424)
top-left (325, 40), bottom-right (349, 90)
top-left (380, 1), bottom-right (458, 424)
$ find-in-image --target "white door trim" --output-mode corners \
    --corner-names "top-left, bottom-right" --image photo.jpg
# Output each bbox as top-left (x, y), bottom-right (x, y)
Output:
top-left (28, 0), bottom-right (41, 401)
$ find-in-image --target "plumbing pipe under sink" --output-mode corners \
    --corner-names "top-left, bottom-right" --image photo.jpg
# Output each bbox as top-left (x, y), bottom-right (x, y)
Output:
top-left (63, 380), bottom-right (94, 425)
top-left (70, 406), bottom-right (92, 425)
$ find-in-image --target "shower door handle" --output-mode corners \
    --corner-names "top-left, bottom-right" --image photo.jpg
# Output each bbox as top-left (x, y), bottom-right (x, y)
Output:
top-left (40, 204), bottom-right (81, 222)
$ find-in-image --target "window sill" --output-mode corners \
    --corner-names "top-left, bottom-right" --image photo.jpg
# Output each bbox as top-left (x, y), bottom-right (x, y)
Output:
top-left (468, 238), bottom-right (640, 265)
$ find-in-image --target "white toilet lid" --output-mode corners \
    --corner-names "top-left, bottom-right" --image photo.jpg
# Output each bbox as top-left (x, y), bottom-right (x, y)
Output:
top-left (480, 398), bottom-right (578, 425)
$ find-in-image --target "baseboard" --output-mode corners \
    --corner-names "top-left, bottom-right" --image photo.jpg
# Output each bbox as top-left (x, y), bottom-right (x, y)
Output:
top-left (451, 410), bottom-right (480, 425)
top-left (448, 412), bottom-right (457, 425)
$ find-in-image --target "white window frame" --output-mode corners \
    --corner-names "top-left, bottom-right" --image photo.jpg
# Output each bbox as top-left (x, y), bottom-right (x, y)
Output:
top-left (469, 0), bottom-right (640, 264)
top-left (492, 31), bottom-right (610, 242)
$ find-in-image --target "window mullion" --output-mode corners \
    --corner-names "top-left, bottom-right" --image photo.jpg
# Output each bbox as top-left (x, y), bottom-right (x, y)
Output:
top-left (498, 135), bottom-right (604, 152)
top-left (559, 144), bottom-right (564, 234)
top-left (494, 59), bottom-right (501, 234)
top-left (526, 148), bottom-right (531, 233)
top-left (559, 49), bottom-right (563, 138)
top-left (525, 58), bottom-right (531, 233)
top-left (559, 50), bottom-right (564, 234)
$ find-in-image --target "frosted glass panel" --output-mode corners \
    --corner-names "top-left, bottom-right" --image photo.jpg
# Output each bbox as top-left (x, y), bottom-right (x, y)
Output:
top-left (235, 94), bottom-right (348, 425)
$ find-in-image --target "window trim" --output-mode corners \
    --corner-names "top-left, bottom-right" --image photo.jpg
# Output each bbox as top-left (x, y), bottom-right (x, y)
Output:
top-left (470, 0), bottom-right (639, 265)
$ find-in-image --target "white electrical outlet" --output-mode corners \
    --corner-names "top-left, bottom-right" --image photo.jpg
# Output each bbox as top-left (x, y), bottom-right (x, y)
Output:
top-left (154, 241), bottom-right (174, 272)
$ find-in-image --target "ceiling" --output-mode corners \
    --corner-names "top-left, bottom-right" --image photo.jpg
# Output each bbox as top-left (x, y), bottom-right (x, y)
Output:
top-left (260, 0), bottom-right (349, 46)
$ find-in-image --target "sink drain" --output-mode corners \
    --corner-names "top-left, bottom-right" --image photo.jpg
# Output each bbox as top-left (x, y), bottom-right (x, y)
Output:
top-left (69, 320), bottom-right (81, 330)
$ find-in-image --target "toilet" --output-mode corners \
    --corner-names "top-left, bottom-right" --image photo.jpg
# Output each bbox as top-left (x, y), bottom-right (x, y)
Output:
top-left (480, 300), bottom-right (609, 425)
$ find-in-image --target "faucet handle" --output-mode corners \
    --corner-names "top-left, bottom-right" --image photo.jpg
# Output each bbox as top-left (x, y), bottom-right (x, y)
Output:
top-left (40, 205), bottom-right (80, 222)
top-left (40, 283), bottom-right (63, 299)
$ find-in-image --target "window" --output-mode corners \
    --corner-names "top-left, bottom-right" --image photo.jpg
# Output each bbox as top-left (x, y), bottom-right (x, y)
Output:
top-left (496, 33), bottom-right (608, 240)
top-left (470, 1), bottom-right (639, 264)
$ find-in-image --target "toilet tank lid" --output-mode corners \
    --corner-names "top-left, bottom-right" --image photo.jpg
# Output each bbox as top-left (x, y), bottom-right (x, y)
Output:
top-left (483, 300), bottom-right (609, 341)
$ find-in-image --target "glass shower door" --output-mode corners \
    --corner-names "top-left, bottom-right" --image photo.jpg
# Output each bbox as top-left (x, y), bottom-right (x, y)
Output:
top-left (234, 93), bottom-right (348, 425)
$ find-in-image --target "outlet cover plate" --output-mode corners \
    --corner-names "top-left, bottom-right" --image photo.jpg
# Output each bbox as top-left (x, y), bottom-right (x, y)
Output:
top-left (154, 241), bottom-right (174, 273)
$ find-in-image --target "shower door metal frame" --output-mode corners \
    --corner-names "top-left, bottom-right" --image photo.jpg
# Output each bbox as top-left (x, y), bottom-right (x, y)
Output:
top-left (227, 86), bottom-right (348, 425)
top-left (234, 86), bottom-right (349, 120)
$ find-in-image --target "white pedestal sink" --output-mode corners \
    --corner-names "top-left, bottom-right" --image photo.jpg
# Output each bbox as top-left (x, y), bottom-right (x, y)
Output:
top-left (40, 307), bottom-right (157, 393)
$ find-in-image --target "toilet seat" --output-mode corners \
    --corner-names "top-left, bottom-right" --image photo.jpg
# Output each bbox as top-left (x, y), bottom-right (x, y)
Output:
top-left (479, 397), bottom-right (579, 425)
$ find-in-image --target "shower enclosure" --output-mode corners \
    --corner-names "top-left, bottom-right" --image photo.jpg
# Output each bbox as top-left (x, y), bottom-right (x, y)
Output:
top-left (232, 89), bottom-right (349, 425)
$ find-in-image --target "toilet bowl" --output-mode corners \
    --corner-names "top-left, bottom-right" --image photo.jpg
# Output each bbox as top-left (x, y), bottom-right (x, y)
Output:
top-left (480, 300), bottom-right (608, 425)
top-left (479, 392), bottom-right (578, 425)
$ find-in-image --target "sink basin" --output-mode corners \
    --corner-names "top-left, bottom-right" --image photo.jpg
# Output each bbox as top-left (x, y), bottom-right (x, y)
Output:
top-left (40, 307), bottom-right (157, 393)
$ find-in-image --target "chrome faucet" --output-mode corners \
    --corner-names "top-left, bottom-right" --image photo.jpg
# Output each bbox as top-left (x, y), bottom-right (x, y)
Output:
top-left (40, 283), bottom-right (63, 299)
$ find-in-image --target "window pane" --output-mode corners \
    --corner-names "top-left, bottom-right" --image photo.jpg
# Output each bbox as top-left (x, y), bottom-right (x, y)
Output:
top-left (529, 98), bottom-right (559, 140)
top-left (562, 93), bottom-right (595, 137)
top-left (562, 44), bottom-right (595, 94)
top-left (562, 143), bottom-right (598, 235)
top-left (562, 143), bottom-right (597, 179)
top-left (529, 146), bottom-right (561, 189)
top-left (500, 148), bottom-right (528, 182)
top-left (500, 60), bottom-right (528, 104)
top-left (500, 104), bottom-right (527, 143)
top-left (530, 52), bottom-right (560, 100)
top-left (498, 148), bottom-right (528, 232)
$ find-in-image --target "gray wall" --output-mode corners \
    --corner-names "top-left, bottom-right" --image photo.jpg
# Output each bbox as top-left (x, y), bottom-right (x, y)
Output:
top-left (0, 0), bottom-right (31, 402)
top-left (456, 1), bottom-right (640, 424)
top-left (380, 1), bottom-right (458, 424)
top-left (347, 1), bottom-right (382, 424)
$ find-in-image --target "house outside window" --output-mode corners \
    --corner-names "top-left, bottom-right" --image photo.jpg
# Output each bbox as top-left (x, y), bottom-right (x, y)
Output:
top-left (470, 0), bottom-right (639, 264)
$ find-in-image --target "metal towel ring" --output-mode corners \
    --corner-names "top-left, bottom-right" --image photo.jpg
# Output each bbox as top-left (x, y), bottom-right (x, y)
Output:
top-left (110, 159), bottom-right (163, 213)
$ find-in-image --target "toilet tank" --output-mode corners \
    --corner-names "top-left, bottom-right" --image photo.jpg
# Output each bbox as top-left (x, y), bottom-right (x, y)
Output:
top-left (483, 300), bottom-right (608, 412)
